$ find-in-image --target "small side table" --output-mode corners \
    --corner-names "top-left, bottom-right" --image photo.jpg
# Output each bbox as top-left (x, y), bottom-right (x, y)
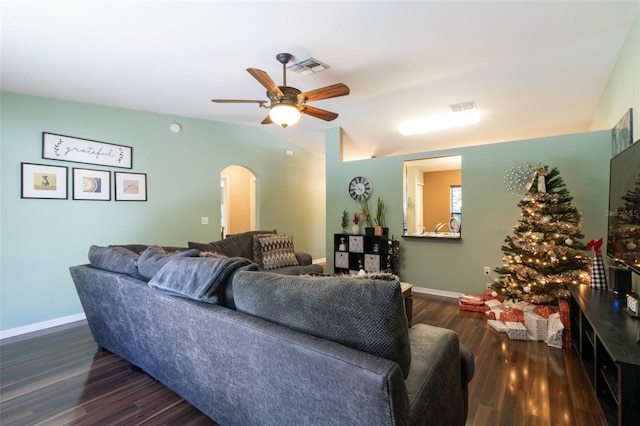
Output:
top-left (400, 282), bottom-right (414, 327)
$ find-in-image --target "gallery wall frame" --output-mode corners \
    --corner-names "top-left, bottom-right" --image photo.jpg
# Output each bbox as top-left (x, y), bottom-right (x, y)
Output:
top-left (42, 132), bottom-right (133, 169)
top-left (114, 172), bottom-right (147, 201)
top-left (72, 168), bottom-right (111, 201)
top-left (21, 162), bottom-right (68, 199)
top-left (611, 108), bottom-right (633, 156)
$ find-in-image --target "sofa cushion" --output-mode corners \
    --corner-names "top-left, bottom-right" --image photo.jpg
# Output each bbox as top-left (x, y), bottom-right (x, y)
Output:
top-left (137, 246), bottom-right (200, 280)
top-left (189, 239), bottom-right (242, 258)
top-left (254, 234), bottom-right (299, 271)
top-left (225, 229), bottom-right (276, 260)
top-left (232, 271), bottom-right (412, 377)
top-left (88, 245), bottom-right (146, 281)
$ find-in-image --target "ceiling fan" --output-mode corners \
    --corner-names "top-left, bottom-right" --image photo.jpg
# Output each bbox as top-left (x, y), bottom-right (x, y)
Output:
top-left (212, 53), bottom-right (350, 128)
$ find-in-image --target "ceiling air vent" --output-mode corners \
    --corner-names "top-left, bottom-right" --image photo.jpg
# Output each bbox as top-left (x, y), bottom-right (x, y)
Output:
top-left (449, 101), bottom-right (476, 112)
top-left (287, 57), bottom-right (330, 76)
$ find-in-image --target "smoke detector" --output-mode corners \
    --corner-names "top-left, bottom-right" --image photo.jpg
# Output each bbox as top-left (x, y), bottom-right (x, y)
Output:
top-left (287, 57), bottom-right (330, 76)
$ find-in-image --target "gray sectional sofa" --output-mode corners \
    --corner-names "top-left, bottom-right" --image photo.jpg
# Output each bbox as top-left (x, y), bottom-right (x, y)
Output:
top-left (71, 245), bottom-right (474, 426)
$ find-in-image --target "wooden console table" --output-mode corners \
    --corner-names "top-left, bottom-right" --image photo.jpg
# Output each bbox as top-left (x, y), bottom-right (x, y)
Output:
top-left (567, 284), bottom-right (640, 426)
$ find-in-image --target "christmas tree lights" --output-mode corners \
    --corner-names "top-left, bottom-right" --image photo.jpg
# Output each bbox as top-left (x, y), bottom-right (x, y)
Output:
top-left (491, 166), bottom-right (591, 304)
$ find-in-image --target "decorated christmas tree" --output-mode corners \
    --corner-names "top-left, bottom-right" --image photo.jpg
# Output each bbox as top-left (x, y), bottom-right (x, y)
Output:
top-left (492, 165), bottom-right (591, 304)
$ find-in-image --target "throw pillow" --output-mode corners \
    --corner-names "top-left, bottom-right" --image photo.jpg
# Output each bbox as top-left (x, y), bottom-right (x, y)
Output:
top-left (251, 233), bottom-right (277, 269)
top-left (256, 234), bottom-right (299, 271)
top-left (189, 239), bottom-right (242, 258)
top-left (138, 245), bottom-right (200, 280)
top-left (232, 271), bottom-right (411, 378)
top-left (225, 229), bottom-right (277, 259)
top-left (88, 245), bottom-right (146, 281)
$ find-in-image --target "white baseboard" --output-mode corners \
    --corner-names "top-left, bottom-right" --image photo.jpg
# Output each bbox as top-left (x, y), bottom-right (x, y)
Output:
top-left (0, 313), bottom-right (87, 341)
top-left (411, 286), bottom-right (463, 299)
top-left (313, 257), bottom-right (327, 265)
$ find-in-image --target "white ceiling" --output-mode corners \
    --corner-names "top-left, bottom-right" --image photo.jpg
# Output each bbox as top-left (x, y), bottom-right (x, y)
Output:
top-left (2, 0), bottom-right (639, 159)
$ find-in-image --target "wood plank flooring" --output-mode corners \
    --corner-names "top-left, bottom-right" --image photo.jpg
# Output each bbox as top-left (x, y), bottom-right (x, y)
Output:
top-left (0, 294), bottom-right (606, 426)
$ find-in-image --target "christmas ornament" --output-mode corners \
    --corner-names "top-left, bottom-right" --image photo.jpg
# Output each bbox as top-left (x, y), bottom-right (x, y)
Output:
top-left (523, 286), bottom-right (531, 293)
top-left (565, 238), bottom-right (573, 246)
top-left (627, 242), bottom-right (637, 250)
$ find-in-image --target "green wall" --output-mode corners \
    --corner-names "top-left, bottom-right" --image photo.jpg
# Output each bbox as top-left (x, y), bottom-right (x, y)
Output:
top-left (0, 92), bottom-right (326, 332)
top-left (326, 128), bottom-right (611, 295)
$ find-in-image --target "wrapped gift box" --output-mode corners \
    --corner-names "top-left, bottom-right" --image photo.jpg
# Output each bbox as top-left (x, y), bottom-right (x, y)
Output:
top-left (558, 300), bottom-right (571, 349)
top-left (486, 308), bottom-right (504, 321)
top-left (459, 298), bottom-right (489, 312)
top-left (499, 308), bottom-right (524, 323)
top-left (506, 321), bottom-right (529, 340)
top-left (536, 305), bottom-right (556, 319)
top-left (524, 310), bottom-right (548, 341)
top-left (459, 293), bottom-right (489, 312)
top-left (484, 299), bottom-right (503, 310)
top-left (488, 320), bottom-right (507, 333)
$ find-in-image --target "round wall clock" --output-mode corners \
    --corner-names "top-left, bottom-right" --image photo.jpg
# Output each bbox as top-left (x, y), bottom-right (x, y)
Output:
top-left (348, 176), bottom-right (372, 201)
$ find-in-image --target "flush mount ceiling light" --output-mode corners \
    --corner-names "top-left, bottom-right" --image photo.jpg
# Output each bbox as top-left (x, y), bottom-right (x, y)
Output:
top-left (268, 103), bottom-right (301, 128)
top-left (398, 102), bottom-right (479, 136)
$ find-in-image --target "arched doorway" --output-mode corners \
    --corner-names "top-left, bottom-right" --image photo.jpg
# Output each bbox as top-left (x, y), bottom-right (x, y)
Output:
top-left (220, 165), bottom-right (256, 238)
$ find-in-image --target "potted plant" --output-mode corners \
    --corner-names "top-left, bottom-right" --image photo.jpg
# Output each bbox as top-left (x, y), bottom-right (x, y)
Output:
top-left (374, 196), bottom-right (388, 236)
top-left (352, 212), bottom-right (361, 234)
top-left (359, 198), bottom-right (374, 234)
top-left (341, 209), bottom-right (349, 233)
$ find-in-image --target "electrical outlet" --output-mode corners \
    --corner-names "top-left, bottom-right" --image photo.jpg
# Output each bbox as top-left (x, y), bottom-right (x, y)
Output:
top-left (483, 266), bottom-right (491, 276)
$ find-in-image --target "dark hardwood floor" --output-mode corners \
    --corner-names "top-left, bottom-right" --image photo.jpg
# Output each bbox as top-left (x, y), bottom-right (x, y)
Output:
top-left (0, 294), bottom-right (606, 426)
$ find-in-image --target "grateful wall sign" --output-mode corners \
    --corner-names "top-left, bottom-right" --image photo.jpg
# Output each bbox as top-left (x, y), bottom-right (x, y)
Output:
top-left (42, 132), bottom-right (132, 169)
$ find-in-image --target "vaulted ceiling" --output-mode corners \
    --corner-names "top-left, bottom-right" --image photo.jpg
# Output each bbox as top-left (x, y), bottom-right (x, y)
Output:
top-left (2, 1), bottom-right (638, 159)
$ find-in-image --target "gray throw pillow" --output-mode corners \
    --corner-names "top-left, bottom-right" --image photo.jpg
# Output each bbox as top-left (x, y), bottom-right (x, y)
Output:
top-left (232, 271), bottom-right (412, 378)
top-left (255, 234), bottom-right (299, 271)
top-left (138, 246), bottom-right (200, 280)
top-left (189, 239), bottom-right (242, 258)
top-left (88, 245), bottom-right (146, 281)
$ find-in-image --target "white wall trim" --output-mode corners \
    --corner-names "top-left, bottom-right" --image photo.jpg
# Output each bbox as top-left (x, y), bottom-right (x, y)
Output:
top-left (313, 257), bottom-right (327, 265)
top-left (0, 313), bottom-right (86, 340)
top-left (0, 285), bottom-right (457, 340)
top-left (411, 286), bottom-right (463, 299)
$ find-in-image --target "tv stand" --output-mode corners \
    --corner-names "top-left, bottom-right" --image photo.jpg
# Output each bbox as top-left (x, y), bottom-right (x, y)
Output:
top-left (568, 284), bottom-right (640, 426)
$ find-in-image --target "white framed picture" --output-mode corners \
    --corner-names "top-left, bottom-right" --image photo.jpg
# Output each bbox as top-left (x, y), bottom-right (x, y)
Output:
top-left (114, 172), bottom-right (147, 201)
top-left (21, 162), bottom-right (68, 199)
top-left (73, 168), bottom-right (111, 201)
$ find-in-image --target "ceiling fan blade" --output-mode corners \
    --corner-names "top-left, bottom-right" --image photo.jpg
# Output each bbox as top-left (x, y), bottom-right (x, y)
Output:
top-left (211, 99), bottom-right (267, 105)
top-left (247, 68), bottom-right (284, 97)
top-left (299, 83), bottom-right (350, 102)
top-left (303, 105), bottom-right (339, 122)
top-left (261, 114), bottom-right (273, 125)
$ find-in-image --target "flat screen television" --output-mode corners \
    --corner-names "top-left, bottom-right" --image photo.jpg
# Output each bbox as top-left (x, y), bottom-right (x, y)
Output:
top-left (607, 140), bottom-right (640, 273)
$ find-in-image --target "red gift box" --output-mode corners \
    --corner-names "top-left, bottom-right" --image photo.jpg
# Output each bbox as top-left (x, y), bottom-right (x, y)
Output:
top-left (458, 298), bottom-right (489, 312)
top-left (499, 308), bottom-right (524, 323)
top-left (536, 305), bottom-right (556, 319)
top-left (558, 300), bottom-right (571, 349)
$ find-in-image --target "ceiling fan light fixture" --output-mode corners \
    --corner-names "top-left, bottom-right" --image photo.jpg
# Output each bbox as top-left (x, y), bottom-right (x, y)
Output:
top-left (398, 110), bottom-right (479, 136)
top-left (269, 103), bottom-right (301, 128)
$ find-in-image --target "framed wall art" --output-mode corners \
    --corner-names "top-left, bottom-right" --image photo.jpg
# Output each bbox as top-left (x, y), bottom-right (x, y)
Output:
top-left (611, 108), bottom-right (633, 156)
top-left (42, 132), bottom-right (133, 169)
top-left (115, 172), bottom-right (147, 201)
top-left (21, 162), bottom-right (68, 199)
top-left (73, 168), bottom-right (111, 201)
